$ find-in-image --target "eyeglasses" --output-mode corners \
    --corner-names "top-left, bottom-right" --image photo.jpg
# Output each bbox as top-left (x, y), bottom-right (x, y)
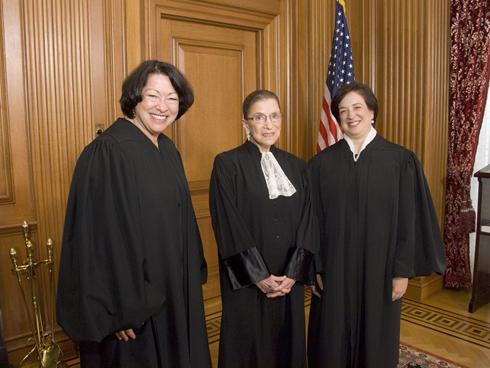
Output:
top-left (246, 112), bottom-right (282, 125)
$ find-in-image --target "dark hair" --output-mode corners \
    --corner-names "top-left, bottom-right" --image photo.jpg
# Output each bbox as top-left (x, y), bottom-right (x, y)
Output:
top-left (119, 60), bottom-right (194, 119)
top-left (242, 89), bottom-right (281, 119)
top-left (331, 81), bottom-right (378, 122)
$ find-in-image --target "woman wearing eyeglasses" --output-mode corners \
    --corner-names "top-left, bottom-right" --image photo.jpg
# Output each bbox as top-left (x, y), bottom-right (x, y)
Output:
top-left (209, 89), bottom-right (319, 368)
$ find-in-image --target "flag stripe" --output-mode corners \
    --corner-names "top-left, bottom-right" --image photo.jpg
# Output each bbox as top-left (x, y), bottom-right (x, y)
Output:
top-left (316, 0), bottom-right (355, 152)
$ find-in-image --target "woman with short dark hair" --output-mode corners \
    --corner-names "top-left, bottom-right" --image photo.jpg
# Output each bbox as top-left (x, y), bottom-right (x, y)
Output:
top-left (120, 60), bottom-right (194, 119)
top-left (307, 81), bottom-right (446, 368)
top-left (57, 60), bottom-right (211, 368)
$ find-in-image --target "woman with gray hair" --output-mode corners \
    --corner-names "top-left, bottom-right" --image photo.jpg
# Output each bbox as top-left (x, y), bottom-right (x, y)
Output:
top-left (210, 89), bottom-right (319, 368)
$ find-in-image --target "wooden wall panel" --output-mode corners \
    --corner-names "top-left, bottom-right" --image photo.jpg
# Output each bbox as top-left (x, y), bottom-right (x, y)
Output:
top-left (280, 0), bottom-right (309, 157)
top-left (0, 0), bottom-right (127, 364)
top-left (306, 0), bottom-right (336, 157)
top-left (176, 43), bottom-right (245, 180)
top-left (0, 44), bottom-right (11, 202)
top-left (376, 0), bottom-right (425, 152)
top-left (0, 0), bottom-right (36, 225)
top-left (22, 0), bottom-right (122, 248)
top-left (421, 0), bottom-right (449, 221)
top-left (157, 19), bottom-right (256, 179)
top-left (0, 227), bottom-right (37, 360)
top-left (370, 0), bottom-right (449, 224)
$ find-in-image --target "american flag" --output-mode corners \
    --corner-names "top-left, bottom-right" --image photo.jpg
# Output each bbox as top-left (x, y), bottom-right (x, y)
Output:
top-left (316, 0), bottom-right (355, 152)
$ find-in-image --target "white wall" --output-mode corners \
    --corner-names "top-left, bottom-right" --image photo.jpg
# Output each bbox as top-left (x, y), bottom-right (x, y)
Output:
top-left (469, 84), bottom-right (490, 278)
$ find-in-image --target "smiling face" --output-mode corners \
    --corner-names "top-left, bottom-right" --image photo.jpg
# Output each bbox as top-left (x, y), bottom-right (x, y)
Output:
top-left (338, 91), bottom-right (375, 141)
top-left (243, 98), bottom-right (281, 152)
top-left (131, 73), bottom-right (179, 144)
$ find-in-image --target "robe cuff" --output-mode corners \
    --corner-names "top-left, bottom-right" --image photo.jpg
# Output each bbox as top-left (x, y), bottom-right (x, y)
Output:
top-left (393, 258), bottom-right (415, 278)
top-left (284, 247), bottom-right (315, 285)
top-left (223, 247), bottom-right (269, 290)
top-left (392, 266), bottom-right (415, 279)
top-left (314, 253), bottom-right (323, 274)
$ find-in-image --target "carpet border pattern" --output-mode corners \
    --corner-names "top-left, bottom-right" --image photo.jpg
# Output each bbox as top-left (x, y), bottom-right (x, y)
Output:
top-left (205, 289), bottom-right (490, 350)
top-left (401, 298), bottom-right (490, 349)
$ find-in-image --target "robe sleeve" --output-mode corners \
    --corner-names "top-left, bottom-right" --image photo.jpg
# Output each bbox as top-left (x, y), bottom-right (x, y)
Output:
top-left (308, 156), bottom-right (325, 276)
top-left (283, 164), bottom-right (319, 285)
top-left (393, 152), bottom-right (446, 278)
top-left (56, 137), bottom-right (166, 342)
top-left (209, 154), bottom-right (270, 290)
top-left (175, 147), bottom-right (208, 284)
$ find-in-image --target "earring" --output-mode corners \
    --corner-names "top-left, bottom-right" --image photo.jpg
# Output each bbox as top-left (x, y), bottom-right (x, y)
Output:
top-left (245, 127), bottom-right (251, 140)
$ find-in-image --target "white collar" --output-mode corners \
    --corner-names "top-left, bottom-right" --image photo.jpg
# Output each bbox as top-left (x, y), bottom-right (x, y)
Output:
top-left (260, 151), bottom-right (296, 199)
top-left (344, 127), bottom-right (377, 162)
top-left (247, 138), bottom-right (296, 199)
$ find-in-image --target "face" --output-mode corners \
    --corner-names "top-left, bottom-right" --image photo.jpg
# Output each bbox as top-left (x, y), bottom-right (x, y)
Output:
top-left (131, 73), bottom-right (179, 143)
top-left (338, 91), bottom-right (375, 141)
top-left (243, 98), bottom-right (281, 152)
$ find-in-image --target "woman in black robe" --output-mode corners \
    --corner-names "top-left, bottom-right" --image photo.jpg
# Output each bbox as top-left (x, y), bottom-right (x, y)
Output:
top-left (307, 81), bottom-right (446, 368)
top-left (56, 60), bottom-right (211, 368)
top-left (209, 90), bottom-right (318, 368)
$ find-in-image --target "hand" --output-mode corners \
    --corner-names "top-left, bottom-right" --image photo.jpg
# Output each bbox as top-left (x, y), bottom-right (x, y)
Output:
top-left (266, 277), bottom-right (296, 298)
top-left (311, 273), bottom-right (323, 298)
top-left (392, 277), bottom-right (408, 301)
top-left (256, 275), bottom-right (286, 296)
top-left (316, 273), bottom-right (324, 291)
top-left (115, 329), bottom-right (136, 341)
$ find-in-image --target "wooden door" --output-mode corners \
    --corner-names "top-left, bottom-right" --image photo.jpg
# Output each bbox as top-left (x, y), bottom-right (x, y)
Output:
top-left (159, 15), bottom-right (258, 310)
top-left (147, 0), bottom-right (285, 314)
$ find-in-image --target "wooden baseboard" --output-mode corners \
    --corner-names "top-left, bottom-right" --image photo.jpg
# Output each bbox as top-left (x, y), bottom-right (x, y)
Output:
top-left (405, 274), bottom-right (443, 301)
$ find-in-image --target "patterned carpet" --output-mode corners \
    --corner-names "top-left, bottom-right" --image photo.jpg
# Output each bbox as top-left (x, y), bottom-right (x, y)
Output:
top-left (205, 290), bottom-right (489, 367)
top-left (398, 343), bottom-right (466, 368)
top-left (401, 298), bottom-right (490, 349)
top-left (206, 311), bottom-right (470, 367)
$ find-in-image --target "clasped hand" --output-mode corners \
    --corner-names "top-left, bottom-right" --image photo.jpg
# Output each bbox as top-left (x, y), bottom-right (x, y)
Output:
top-left (115, 329), bottom-right (136, 341)
top-left (256, 275), bottom-right (296, 298)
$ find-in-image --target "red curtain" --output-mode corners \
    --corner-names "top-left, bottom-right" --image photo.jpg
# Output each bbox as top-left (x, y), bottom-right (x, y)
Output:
top-left (444, 1), bottom-right (490, 288)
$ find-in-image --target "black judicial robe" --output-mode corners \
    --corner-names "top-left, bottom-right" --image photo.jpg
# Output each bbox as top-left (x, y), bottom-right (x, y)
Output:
top-left (57, 118), bottom-right (211, 368)
top-left (307, 136), bottom-right (446, 368)
top-left (209, 141), bottom-right (318, 368)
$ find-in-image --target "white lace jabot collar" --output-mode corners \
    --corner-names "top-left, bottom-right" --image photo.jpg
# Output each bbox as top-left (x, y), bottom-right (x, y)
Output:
top-left (260, 151), bottom-right (296, 199)
top-left (344, 127), bottom-right (377, 162)
top-left (248, 139), bottom-right (296, 199)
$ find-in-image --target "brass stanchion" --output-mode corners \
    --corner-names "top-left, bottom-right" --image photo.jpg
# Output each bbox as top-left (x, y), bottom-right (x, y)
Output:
top-left (9, 221), bottom-right (66, 368)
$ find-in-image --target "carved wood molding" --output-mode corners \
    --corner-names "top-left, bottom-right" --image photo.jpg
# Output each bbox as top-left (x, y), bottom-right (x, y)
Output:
top-left (0, 9), bottom-right (13, 204)
top-left (154, 0), bottom-right (277, 30)
top-left (183, 0), bottom-right (280, 15)
top-left (0, 0), bottom-right (36, 227)
top-left (189, 179), bottom-right (210, 194)
top-left (0, 222), bottom-right (37, 236)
